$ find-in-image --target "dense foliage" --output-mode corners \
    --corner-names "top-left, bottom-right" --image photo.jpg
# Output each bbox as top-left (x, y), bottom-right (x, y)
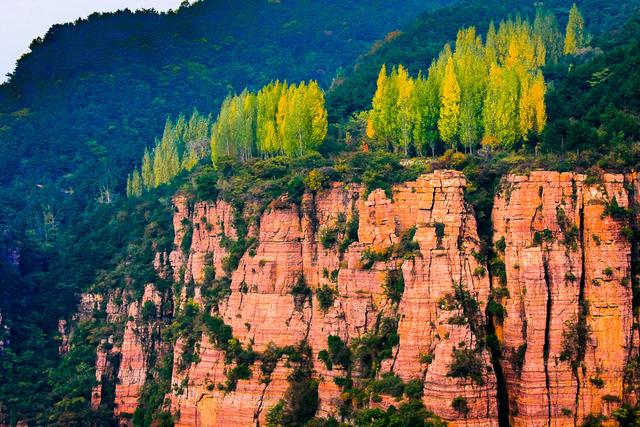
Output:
top-left (326, 0), bottom-right (639, 122)
top-left (211, 80), bottom-right (327, 165)
top-left (366, 11), bottom-right (557, 155)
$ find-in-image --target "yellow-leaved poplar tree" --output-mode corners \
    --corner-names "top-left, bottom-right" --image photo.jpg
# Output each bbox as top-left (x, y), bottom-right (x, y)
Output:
top-left (564, 3), bottom-right (585, 54)
top-left (438, 57), bottom-right (461, 148)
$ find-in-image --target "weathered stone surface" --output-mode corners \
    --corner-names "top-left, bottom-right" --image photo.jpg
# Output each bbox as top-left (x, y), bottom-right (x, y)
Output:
top-left (492, 171), bottom-right (634, 426)
top-left (166, 171), bottom-right (497, 426)
top-left (114, 284), bottom-right (163, 417)
top-left (79, 170), bottom-right (637, 426)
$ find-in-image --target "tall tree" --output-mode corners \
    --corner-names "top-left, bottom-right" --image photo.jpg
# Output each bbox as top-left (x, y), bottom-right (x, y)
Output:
top-left (534, 8), bottom-right (563, 64)
top-left (482, 64), bottom-right (520, 149)
top-left (564, 3), bottom-right (585, 54)
top-left (141, 148), bottom-right (154, 189)
top-left (411, 72), bottom-right (440, 156)
top-left (395, 65), bottom-right (415, 154)
top-left (438, 57), bottom-right (461, 148)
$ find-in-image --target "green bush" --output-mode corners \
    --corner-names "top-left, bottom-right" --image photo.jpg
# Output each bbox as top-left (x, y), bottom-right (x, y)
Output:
top-left (195, 167), bottom-right (219, 201)
top-left (451, 396), bottom-right (469, 416)
top-left (384, 270), bottom-right (405, 303)
top-left (318, 349), bottom-right (333, 370)
top-left (560, 303), bottom-right (591, 368)
top-left (487, 300), bottom-right (505, 322)
top-left (327, 335), bottom-right (352, 370)
top-left (291, 276), bottom-right (312, 310)
top-left (320, 227), bottom-right (339, 249)
top-left (404, 379), bottom-right (424, 400)
top-left (447, 347), bottom-right (484, 385)
top-left (316, 285), bottom-right (336, 312)
top-left (352, 316), bottom-right (399, 378)
top-left (434, 222), bottom-right (445, 246)
top-left (581, 413), bottom-right (605, 427)
top-left (533, 228), bottom-right (553, 246)
top-left (180, 220), bottom-right (193, 255)
top-left (603, 196), bottom-right (632, 220)
top-left (589, 376), bottom-right (605, 388)
top-left (360, 247), bottom-right (391, 269)
top-left (370, 372), bottom-right (405, 398)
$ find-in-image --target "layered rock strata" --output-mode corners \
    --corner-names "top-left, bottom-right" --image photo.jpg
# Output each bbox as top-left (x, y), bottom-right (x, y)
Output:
top-left (77, 170), bottom-right (639, 427)
top-left (492, 172), bottom-right (634, 426)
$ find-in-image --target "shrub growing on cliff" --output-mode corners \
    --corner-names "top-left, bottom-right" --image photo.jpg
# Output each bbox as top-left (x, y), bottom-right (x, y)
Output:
top-left (447, 347), bottom-right (485, 385)
top-left (360, 247), bottom-right (391, 269)
top-left (603, 196), bottom-right (632, 220)
top-left (560, 305), bottom-right (591, 368)
top-left (316, 284), bottom-right (336, 312)
top-left (327, 335), bottom-right (351, 370)
top-left (291, 276), bottom-right (312, 310)
top-left (273, 341), bottom-right (319, 425)
top-left (434, 222), bottom-right (445, 246)
top-left (352, 316), bottom-right (399, 377)
top-left (486, 300), bottom-right (505, 323)
top-left (532, 228), bottom-right (553, 246)
top-left (369, 372), bottom-right (405, 398)
top-left (384, 270), bottom-right (405, 303)
top-left (133, 352), bottom-right (175, 427)
top-left (202, 312), bottom-right (233, 348)
top-left (393, 226), bottom-right (420, 259)
top-left (141, 300), bottom-right (157, 321)
top-left (180, 219), bottom-right (193, 255)
top-left (354, 400), bottom-right (445, 427)
top-left (451, 396), bottom-right (469, 416)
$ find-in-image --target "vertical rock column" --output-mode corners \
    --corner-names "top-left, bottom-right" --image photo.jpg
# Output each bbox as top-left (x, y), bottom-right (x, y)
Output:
top-left (492, 172), bottom-right (634, 426)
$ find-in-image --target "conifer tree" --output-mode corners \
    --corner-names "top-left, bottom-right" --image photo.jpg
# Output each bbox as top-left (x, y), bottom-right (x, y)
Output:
top-left (438, 57), bottom-right (461, 148)
top-left (564, 3), bottom-right (585, 55)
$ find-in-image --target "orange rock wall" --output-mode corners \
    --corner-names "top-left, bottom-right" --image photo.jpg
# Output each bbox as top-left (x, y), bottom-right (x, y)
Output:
top-left (78, 170), bottom-right (638, 426)
top-left (166, 171), bottom-right (497, 426)
top-left (492, 172), bottom-right (634, 426)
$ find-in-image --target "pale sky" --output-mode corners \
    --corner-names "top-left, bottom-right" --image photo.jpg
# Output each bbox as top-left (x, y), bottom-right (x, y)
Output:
top-left (0, 0), bottom-right (184, 83)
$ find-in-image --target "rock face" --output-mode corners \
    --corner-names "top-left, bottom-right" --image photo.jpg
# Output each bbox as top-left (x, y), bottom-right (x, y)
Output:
top-left (492, 172), bottom-right (635, 426)
top-left (164, 171), bottom-right (497, 426)
top-left (77, 170), bottom-right (639, 426)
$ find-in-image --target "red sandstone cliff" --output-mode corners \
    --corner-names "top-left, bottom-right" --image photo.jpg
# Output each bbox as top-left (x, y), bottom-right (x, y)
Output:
top-left (492, 171), bottom-right (635, 426)
top-left (75, 170), bottom-right (639, 426)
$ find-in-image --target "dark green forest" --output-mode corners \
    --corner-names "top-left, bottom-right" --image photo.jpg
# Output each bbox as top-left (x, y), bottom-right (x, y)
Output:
top-left (1, 0), bottom-right (640, 425)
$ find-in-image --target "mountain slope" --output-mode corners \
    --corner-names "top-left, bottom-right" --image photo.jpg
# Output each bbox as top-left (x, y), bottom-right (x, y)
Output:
top-left (0, 0), bottom-right (450, 230)
top-left (327, 0), bottom-right (640, 122)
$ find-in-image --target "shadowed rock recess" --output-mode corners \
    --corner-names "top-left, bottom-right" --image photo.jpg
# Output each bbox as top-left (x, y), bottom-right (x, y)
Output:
top-left (78, 170), bottom-right (640, 426)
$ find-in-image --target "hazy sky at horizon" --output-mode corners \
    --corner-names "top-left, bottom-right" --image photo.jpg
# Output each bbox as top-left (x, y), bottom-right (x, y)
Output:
top-left (0, 0), bottom-right (184, 83)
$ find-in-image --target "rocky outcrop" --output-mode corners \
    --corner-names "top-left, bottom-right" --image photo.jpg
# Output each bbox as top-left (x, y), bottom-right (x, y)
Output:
top-left (492, 171), bottom-right (635, 425)
top-left (166, 171), bottom-right (497, 426)
top-left (78, 169), bottom-right (639, 426)
top-left (114, 284), bottom-right (164, 416)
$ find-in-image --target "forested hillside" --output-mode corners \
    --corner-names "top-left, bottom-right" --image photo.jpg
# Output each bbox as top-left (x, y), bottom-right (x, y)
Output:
top-left (0, 0), bottom-right (449, 233)
top-left (327, 0), bottom-right (640, 121)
